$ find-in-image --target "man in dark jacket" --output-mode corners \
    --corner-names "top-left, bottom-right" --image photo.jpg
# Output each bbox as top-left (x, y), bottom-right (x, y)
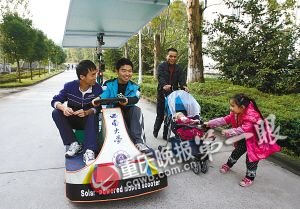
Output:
top-left (51, 60), bottom-right (102, 166)
top-left (153, 48), bottom-right (189, 140)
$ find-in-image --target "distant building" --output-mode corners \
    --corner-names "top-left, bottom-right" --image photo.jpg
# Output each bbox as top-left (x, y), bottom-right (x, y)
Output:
top-left (204, 66), bottom-right (220, 75)
top-left (21, 61), bottom-right (39, 69)
top-left (0, 63), bottom-right (11, 73)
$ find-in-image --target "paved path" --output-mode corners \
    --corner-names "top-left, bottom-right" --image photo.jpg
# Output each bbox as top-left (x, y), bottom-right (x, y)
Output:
top-left (0, 71), bottom-right (299, 209)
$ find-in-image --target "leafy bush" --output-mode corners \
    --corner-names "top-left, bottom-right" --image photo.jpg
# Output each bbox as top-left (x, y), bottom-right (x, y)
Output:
top-left (206, 0), bottom-right (300, 95)
top-left (255, 68), bottom-right (300, 94)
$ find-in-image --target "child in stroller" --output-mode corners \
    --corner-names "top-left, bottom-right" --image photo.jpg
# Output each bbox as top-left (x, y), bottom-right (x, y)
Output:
top-left (174, 111), bottom-right (203, 142)
top-left (158, 90), bottom-right (211, 174)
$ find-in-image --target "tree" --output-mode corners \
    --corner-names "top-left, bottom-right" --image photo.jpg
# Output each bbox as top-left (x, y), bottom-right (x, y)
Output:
top-left (0, 0), bottom-right (30, 18)
top-left (103, 49), bottom-right (123, 71)
top-left (50, 45), bottom-right (66, 69)
top-left (125, 0), bottom-right (188, 75)
top-left (153, 1), bottom-right (188, 75)
top-left (33, 30), bottom-right (48, 75)
top-left (0, 0), bottom-right (30, 66)
top-left (25, 27), bottom-right (38, 80)
top-left (65, 48), bottom-right (76, 62)
top-left (123, 42), bottom-right (129, 59)
top-left (82, 48), bottom-right (95, 61)
top-left (65, 48), bottom-right (91, 63)
top-left (207, 0), bottom-right (299, 94)
top-left (23, 29), bottom-right (51, 80)
top-left (58, 47), bottom-right (67, 65)
top-left (45, 39), bottom-right (66, 71)
top-left (0, 13), bottom-right (32, 82)
top-left (153, 33), bottom-right (161, 78)
top-left (186, 0), bottom-right (206, 83)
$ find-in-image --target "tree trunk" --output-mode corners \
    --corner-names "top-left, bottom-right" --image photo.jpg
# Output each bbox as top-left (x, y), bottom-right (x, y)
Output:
top-left (124, 42), bottom-right (129, 59)
top-left (17, 60), bottom-right (21, 83)
top-left (186, 0), bottom-right (205, 83)
top-left (30, 62), bottom-right (33, 80)
top-left (3, 57), bottom-right (6, 73)
top-left (199, 8), bottom-right (204, 82)
top-left (153, 33), bottom-right (161, 78)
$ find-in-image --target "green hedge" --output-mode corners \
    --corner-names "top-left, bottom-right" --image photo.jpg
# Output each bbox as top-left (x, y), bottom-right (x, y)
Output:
top-left (138, 75), bottom-right (300, 156)
top-left (0, 69), bottom-right (49, 84)
top-left (0, 70), bottom-right (64, 87)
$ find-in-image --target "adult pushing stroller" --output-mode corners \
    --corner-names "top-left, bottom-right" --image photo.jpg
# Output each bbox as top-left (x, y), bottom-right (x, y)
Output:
top-left (158, 90), bottom-right (213, 174)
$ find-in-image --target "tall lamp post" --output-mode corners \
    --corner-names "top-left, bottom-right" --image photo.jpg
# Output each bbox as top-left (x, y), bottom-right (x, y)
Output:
top-left (138, 30), bottom-right (142, 84)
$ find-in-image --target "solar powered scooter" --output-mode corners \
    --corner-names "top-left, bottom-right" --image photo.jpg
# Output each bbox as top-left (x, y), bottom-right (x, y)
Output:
top-left (65, 97), bottom-right (168, 202)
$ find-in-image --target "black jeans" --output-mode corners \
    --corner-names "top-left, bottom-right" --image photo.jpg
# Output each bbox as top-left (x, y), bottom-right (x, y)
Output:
top-left (226, 139), bottom-right (259, 180)
top-left (52, 109), bottom-right (99, 151)
top-left (153, 92), bottom-right (168, 137)
top-left (122, 106), bottom-right (146, 144)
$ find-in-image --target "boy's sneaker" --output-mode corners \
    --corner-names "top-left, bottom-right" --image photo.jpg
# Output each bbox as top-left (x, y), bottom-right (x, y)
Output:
top-left (220, 163), bottom-right (230, 173)
top-left (83, 149), bottom-right (95, 166)
top-left (135, 143), bottom-right (152, 154)
top-left (65, 141), bottom-right (82, 158)
top-left (239, 177), bottom-right (253, 187)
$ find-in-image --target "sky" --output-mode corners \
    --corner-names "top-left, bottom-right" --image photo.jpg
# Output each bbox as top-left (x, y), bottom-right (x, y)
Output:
top-left (28, 0), bottom-right (70, 45)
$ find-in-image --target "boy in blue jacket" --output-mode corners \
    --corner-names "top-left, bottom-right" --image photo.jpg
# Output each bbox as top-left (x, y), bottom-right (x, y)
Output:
top-left (51, 60), bottom-right (102, 165)
top-left (93, 58), bottom-right (150, 153)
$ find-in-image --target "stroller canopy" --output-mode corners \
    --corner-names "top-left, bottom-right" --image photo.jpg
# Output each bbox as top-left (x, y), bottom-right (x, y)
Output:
top-left (166, 90), bottom-right (201, 117)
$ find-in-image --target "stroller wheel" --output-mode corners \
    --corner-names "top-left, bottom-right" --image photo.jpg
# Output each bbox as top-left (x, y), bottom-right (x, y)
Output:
top-left (191, 159), bottom-right (201, 175)
top-left (157, 145), bottom-right (169, 154)
top-left (158, 145), bottom-right (162, 152)
top-left (200, 160), bottom-right (208, 174)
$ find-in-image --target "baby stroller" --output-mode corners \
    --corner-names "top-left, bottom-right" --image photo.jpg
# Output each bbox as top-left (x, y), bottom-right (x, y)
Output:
top-left (158, 90), bottom-right (212, 174)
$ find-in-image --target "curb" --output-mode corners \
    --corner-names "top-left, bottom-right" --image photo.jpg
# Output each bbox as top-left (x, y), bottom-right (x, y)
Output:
top-left (267, 152), bottom-right (300, 176)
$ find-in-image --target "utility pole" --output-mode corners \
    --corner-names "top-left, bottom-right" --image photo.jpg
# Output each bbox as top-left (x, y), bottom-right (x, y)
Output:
top-left (48, 58), bottom-right (51, 73)
top-left (138, 30), bottom-right (142, 84)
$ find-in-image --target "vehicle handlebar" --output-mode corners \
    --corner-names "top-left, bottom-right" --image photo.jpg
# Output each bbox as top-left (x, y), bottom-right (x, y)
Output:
top-left (93, 97), bottom-right (127, 105)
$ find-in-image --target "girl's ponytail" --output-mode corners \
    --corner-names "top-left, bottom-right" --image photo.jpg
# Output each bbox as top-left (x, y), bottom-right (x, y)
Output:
top-left (249, 98), bottom-right (264, 119)
top-left (231, 93), bottom-right (264, 119)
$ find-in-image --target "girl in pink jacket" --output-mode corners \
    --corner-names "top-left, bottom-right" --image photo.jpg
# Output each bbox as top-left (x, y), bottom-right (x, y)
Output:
top-left (207, 94), bottom-right (276, 187)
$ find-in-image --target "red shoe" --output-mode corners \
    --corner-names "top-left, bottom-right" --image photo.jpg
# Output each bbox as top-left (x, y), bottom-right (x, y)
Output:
top-left (219, 164), bottom-right (230, 173)
top-left (239, 177), bottom-right (253, 187)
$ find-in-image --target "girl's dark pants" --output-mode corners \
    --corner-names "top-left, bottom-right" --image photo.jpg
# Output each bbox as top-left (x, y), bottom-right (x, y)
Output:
top-left (226, 139), bottom-right (259, 180)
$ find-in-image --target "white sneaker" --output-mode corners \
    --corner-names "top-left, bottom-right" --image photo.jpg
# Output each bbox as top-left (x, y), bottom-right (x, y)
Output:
top-left (83, 149), bottom-right (95, 165)
top-left (135, 143), bottom-right (151, 153)
top-left (65, 141), bottom-right (82, 158)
